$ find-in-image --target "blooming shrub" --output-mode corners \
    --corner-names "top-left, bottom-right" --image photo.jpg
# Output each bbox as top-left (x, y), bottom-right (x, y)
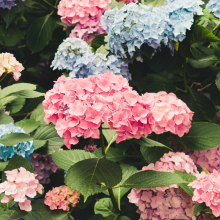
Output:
top-left (0, 53), bottom-right (24, 81)
top-left (0, 168), bottom-right (42, 212)
top-left (31, 153), bottom-right (59, 184)
top-left (0, 123), bottom-right (35, 161)
top-left (44, 185), bottom-right (80, 211)
top-left (206, 0), bottom-right (220, 18)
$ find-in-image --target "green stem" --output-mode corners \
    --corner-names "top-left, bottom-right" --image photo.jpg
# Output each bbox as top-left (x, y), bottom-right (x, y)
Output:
top-left (175, 87), bottom-right (187, 93)
top-left (108, 188), bottom-right (120, 213)
top-left (213, 21), bottom-right (220, 32)
top-left (0, 73), bottom-right (8, 82)
top-left (99, 126), bottom-right (106, 159)
top-left (42, 0), bottom-right (57, 8)
top-left (183, 58), bottom-right (188, 92)
top-left (131, 142), bottom-right (148, 166)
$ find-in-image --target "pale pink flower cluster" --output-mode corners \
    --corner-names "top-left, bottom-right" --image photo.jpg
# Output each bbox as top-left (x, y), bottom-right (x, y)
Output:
top-left (189, 169), bottom-right (220, 217)
top-left (0, 53), bottom-right (24, 81)
top-left (44, 185), bottom-right (80, 211)
top-left (0, 167), bottom-right (43, 212)
top-left (31, 153), bottom-right (59, 184)
top-left (83, 144), bottom-right (98, 152)
top-left (43, 72), bottom-right (193, 149)
top-left (69, 15), bottom-right (106, 45)
top-left (127, 152), bottom-right (199, 220)
top-left (57, 0), bottom-right (110, 26)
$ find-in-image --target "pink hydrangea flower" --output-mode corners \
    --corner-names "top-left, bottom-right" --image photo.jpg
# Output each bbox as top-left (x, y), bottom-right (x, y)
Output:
top-left (0, 167), bottom-right (42, 212)
top-left (0, 53), bottom-right (24, 81)
top-left (83, 145), bottom-right (98, 152)
top-left (189, 169), bottom-right (220, 217)
top-left (57, 0), bottom-right (110, 26)
top-left (31, 153), bottom-right (59, 184)
top-left (127, 152), bottom-right (201, 220)
top-left (44, 185), bottom-right (80, 211)
top-left (69, 15), bottom-right (106, 45)
top-left (43, 72), bottom-right (193, 149)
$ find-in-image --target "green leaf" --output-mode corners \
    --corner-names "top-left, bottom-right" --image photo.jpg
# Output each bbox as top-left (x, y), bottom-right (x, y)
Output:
top-left (134, 136), bottom-right (170, 148)
top-left (52, 149), bottom-right (97, 171)
top-left (23, 199), bottom-right (68, 220)
top-left (26, 14), bottom-right (55, 53)
top-left (140, 147), bottom-right (169, 164)
top-left (191, 25), bottom-right (220, 44)
top-left (121, 170), bottom-right (186, 188)
top-left (96, 45), bottom-right (109, 56)
top-left (0, 83), bottom-right (36, 99)
top-left (0, 24), bottom-right (22, 47)
top-left (174, 170), bottom-right (196, 196)
top-left (6, 98), bottom-right (26, 114)
top-left (10, 90), bottom-right (45, 98)
top-left (177, 122), bottom-right (220, 151)
top-left (6, 209), bottom-right (28, 219)
top-left (30, 103), bottom-right (46, 125)
top-left (141, 0), bottom-right (167, 8)
top-left (0, 112), bottom-right (14, 125)
top-left (130, 74), bottom-right (176, 93)
top-left (188, 55), bottom-right (219, 68)
top-left (91, 33), bottom-right (107, 51)
top-left (117, 217), bottom-right (130, 220)
top-left (95, 198), bottom-right (116, 218)
top-left (2, 154), bottom-right (34, 182)
top-left (193, 202), bottom-right (207, 215)
top-left (0, 210), bottom-right (15, 219)
top-left (0, 96), bottom-right (18, 108)
top-left (216, 71), bottom-right (220, 91)
top-left (93, 148), bottom-right (125, 162)
top-left (186, 89), bottom-right (216, 122)
top-left (102, 128), bottom-right (117, 146)
top-left (65, 158), bottom-right (122, 201)
top-left (0, 161), bottom-right (8, 171)
top-left (0, 133), bottom-right (32, 146)
top-left (15, 119), bottom-right (40, 133)
top-left (108, 0), bottom-right (124, 9)
top-left (33, 140), bottom-right (47, 150)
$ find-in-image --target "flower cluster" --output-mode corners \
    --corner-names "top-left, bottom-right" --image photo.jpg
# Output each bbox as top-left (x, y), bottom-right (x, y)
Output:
top-left (0, 53), bottom-right (24, 81)
top-left (51, 37), bottom-right (131, 80)
top-left (31, 153), bottom-right (59, 184)
top-left (0, 168), bottom-right (43, 212)
top-left (0, 0), bottom-right (16, 9)
top-left (128, 152), bottom-right (199, 220)
top-left (83, 145), bottom-right (98, 152)
top-left (189, 169), bottom-right (220, 217)
top-left (206, 0), bottom-right (220, 19)
top-left (57, 0), bottom-right (110, 26)
top-left (101, 0), bottom-right (203, 58)
top-left (0, 123), bottom-right (35, 161)
top-left (44, 185), bottom-right (80, 211)
top-left (69, 15), bottom-right (106, 45)
top-left (43, 72), bottom-right (193, 149)
top-left (116, 0), bottom-right (137, 4)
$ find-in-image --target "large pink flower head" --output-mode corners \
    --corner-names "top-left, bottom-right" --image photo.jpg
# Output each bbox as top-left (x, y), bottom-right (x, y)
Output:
top-left (57, 0), bottom-right (110, 26)
top-left (44, 185), bottom-right (80, 211)
top-left (69, 15), bottom-right (106, 45)
top-left (189, 169), bottom-right (220, 217)
top-left (31, 153), bottom-right (59, 184)
top-left (0, 167), bottom-right (43, 212)
top-left (127, 152), bottom-right (200, 220)
top-left (43, 72), bottom-right (193, 149)
top-left (0, 53), bottom-right (24, 81)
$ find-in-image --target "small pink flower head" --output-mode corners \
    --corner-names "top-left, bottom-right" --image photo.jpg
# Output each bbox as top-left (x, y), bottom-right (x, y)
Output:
top-left (0, 53), bottom-right (24, 81)
top-left (83, 145), bottom-right (98, 152)
top-left (189, 170), bottom-right (220, 217)
top-left (0, 167), bottom-right (43, 212)
top-left (128, 152), bottom-right (201, 219)
top-left (44, 185), bottom-right (80, 211)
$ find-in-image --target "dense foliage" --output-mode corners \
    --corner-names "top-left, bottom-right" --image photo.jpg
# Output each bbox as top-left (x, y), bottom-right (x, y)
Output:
top-left (1, 0), bottom-right (220, 219)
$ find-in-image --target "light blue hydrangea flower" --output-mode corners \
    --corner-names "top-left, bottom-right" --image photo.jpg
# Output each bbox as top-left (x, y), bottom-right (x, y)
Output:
top-left (0, 123), bottom-right (35, 161)
top-left (69, 53), bottom-right (131, 80)
top-left (51, 37), bottom-right (93, 73)
top-left (0, 0), bottom-right (16, 9)
top-left (206, 0), bottom-right (220, 18)
top-left (101, 0), bottom-right (203, 58)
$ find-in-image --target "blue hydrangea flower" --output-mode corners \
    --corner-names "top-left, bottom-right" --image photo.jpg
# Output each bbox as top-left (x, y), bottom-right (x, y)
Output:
top-left (0, 123), bottom-right (35, 161)
top-left (69, 53), bottom-right (131, 80)
top-left (101, 0), bottom-right (203, 58)
top-left (206, 0), bottom-right (220, 18)
top-left (0, 0), bottom-right (16, 9)
top-left (51, 37), bottom-right (93, 72)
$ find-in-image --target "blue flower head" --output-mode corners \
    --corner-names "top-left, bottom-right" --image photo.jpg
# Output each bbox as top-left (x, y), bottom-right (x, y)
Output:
top-left (0, 123), bottom-right (35, 161)
top-left (51, 37), bottom-right (93, 72)
top-left (101, 0), bottom-right (204, 58)
top-left (0, 0), bottom-right (16, 9)
top-left (206, 0), bottom-right (220, 19)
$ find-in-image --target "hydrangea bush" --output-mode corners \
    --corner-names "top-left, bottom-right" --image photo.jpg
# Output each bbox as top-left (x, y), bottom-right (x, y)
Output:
top-left (1, 0), bottom-right (220, 219)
